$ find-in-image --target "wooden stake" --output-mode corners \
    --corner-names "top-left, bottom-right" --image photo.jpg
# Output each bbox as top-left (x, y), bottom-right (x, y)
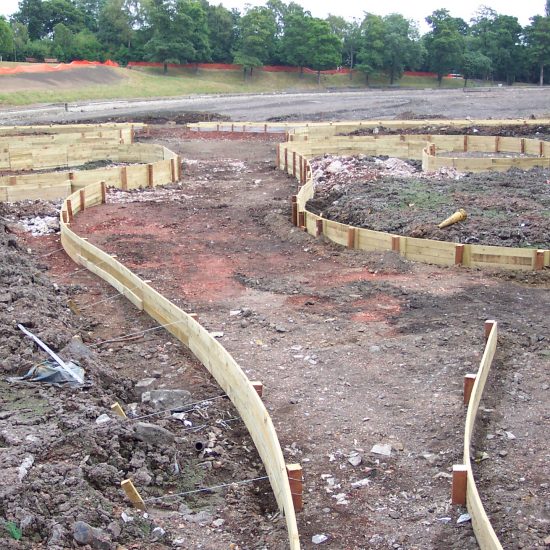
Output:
top-left (392, 236), bottom-right (400, 253)
top-left (66, 199), bottom-right (73, 223)
top-left (284, 148), bottom-right (288, 171)
top-left (276, 144), bottom-right (281, 169)
top-left (264, 123), bottom-right (267, 133)
top-left (495, 136), bottom-right (500, 153)
top-left (451, 464), bottom-right (467, 505)
top-left (534, 250), bottom-right (545, 271)
top-left (121, 479), bottom-right (146, 511)
top-left (62, 211), bottom-right (68, 224)
top-left (121, 166), bottom-right (128, 191)
top-left (463, 374), bottom-right (477, 405)
top-left (292, 151), bottom-right (296, 178)
top-left (111, 402), bottom-right (127, 418)
top-left (79, 189), bottom-right (85, 212)
top-left (100, 181), bottom-right (106, 204)
top-left (520, 138), bottom-right (525, 154)
top-left (464, 135), bottom-right (468, 152)
top-left (484, 320), bottom-right (496, 342)
top-left (170, 158), bottom-right (176, 182)
top-left (316, 219), bottom-right (323, 236)
top-left (455, 244), bottom-right (465, 265)
top-left (286, 464), bottom-right (303, 512)
top-left (347, 227), bottom-right (356, 249)
top-left (251, 381), bottom-right (263, 398)
top-left (8, 176), bottom-right (16, 185)
top-left (540, 140), bottom-right (544, 157)
top-left (147, 164), bottom-right (154, 188)
top-left (291, 196), bottom-right (298, 226)
top-left (298, 211), bottom-right (305, 229)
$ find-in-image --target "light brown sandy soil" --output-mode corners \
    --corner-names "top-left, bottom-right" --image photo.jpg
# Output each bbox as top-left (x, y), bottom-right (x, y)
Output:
top-left (36, 128), bottom-right (547, 549)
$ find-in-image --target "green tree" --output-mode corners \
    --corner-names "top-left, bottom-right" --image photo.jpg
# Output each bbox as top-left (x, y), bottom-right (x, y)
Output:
top-left (13, 0), bottom-right (45, 40)
top-left (144, 0), bottom-right (211, 73)
top-left (306, 18), bottom-right (341, 83)
top-left (470, 8), bottom-right (524, 84)
top-left (97, 0), bottom-right (134, 60)
top-left (424, 9), bottom-right (465, 85)
top-left (461, 49), bottom-right (492, 86)
top-left (0, 17), bottom-right (15, 60)
top-left (526, 14), bottom-right (550, 85)
top-left (356, 13), bottom-right (385, 84)
top-left (72, 29), bottom-right (103, 59)
top-left (205, 3), bottom-right (238, 63)
top-left (280, 5), bottom-right (311, 73)
top-left (382, 14), bottom-right (422, 84)
top-left (233, 6), bottom-right (277, 79)
top-left (75, 0), bottom-right (105, 32)
top-left (326, 15), bottom-right (361, 78)
top-left (42, 0), bottom-right (87, 35)
top-left (52, 21), bottom-right (73, 60)
top-left (10, 21), bottom-right (29, 61)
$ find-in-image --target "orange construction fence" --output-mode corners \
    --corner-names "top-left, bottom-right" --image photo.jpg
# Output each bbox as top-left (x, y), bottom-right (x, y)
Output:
top-left (0, 60), bottom-right (119, 75)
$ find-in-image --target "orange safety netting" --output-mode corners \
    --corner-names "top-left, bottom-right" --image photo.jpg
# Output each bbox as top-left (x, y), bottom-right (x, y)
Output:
top-left (0, 60), bottom-right (119, 75)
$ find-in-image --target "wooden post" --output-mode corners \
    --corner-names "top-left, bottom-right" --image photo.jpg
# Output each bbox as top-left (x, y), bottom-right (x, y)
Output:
top-left (455, 244), bottom-right (465, 265)
top-left (286, 464), bottom-right (303, 512)
top-left (291, 196), bottom-right (298, 226)
top-left (392, 236), bottom-right (400, 253)
top-left (121, 479), bottom-right (146, 511)
top-left (463, 374), bottom-right (477, 405)
top-left (216, 124), bottom-right (220, 132)
top-left (79, 189), bottom-right (86, 212)
top-left (251, 381), bottom-right (263, 398)
top-left (231, 123), bottom-right (234, 133)
top-left (276, 144), bottom-right (281, 169)
top-left (170, 158), bottom-right (176, 182)
top-left (264, 123), bottom-right (267, 133)
top-left (484, 319), bottom-right (496, 342)
top-left (299, 155), bottom-right (303, 184)
top-left (534, 250), bottom-right (545, 271)
top-left (284, 148), bottom-right (288, 172)
top-left (66, 199), bottom-right (74, 223)
top-left (121, 166), bottom-right (128, 191)
top-left (495, 136), bottom-right (500, 153)
top-left (292, 151), bottom-right (296, 178)
top-left (8, 176), bottom-right (16, 186)
top-left (347, 227), bottom-right (356, 249)
top-left (464, 135), bottom-right (468, 152)
top-left (540, 141), bottom-right (544, 157)
top-left (62, 211), bottom-right (68, 224)
top-left (520, 138), bottom-right (525, 154)
top-left (298, 211), bottom-right (305, 229)
top-left (316, 219), bottom-right (323, 236)
top-left (100, 181), bottom-right (106, 204)
top-left (303, 158), bottom-right (308, 182)
top-left (111, 402), bottom-right (127, 418)
top-left (451, 464), bottom-right (467, 505)
top-left (147, 164), bottom-right (154, 188)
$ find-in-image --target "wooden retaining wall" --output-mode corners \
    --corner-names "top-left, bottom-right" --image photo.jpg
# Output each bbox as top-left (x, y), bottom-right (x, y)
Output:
top-left (279, 141), bottom-right (549, 271)
top-left (0, 143), bottom-right (179, 202)
top-left (457, 321), bottom-right (503, 550)
top-left (60, 182), bottom-right (300, 549)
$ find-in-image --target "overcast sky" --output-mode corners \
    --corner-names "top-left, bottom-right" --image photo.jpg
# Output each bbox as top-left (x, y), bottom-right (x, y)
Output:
top-left (0, 0), bottom-right (546, 32)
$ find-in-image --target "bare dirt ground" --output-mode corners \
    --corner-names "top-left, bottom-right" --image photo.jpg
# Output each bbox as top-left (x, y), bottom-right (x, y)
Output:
top-left (2, 127), bottom-right (546, 549)
top-left (1, 86), bottom-right (549, 125)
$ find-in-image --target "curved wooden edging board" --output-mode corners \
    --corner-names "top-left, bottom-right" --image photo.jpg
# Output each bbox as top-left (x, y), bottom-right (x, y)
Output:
top-left (278, 138), bottom-right (549, 271)
top-left (461, 322), bottom-right (503, 550)
top-left (1, 124), bottom-right (302, 549)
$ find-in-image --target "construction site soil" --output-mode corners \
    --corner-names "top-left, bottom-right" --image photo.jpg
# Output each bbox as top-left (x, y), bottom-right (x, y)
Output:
top-left (0, 125), bottom-right (548, 550)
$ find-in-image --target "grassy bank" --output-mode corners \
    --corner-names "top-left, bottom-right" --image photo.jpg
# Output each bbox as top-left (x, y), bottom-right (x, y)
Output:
top-left (0, 65), bottom-right (482, 106)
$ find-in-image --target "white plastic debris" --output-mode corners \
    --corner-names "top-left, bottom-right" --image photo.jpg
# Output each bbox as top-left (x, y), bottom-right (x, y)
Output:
top-left (312, 534), bottom-right (328, 544)
top-left (457, 513), bottom-right (471, 524)
top-left (371, 443), bottom-right (392, 457)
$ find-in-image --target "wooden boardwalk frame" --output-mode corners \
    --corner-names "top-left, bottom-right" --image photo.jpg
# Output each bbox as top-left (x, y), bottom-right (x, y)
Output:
top-left (2, 123), bottom-right (301, 549)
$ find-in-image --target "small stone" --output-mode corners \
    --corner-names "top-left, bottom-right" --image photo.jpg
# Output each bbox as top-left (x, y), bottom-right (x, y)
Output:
top-left (73, 521), bottom-right (113, 550)
top-left (275, 325), bottom-right (287, 333)
top-left (95, 414), bottom-right (111, 425)
top-left (212, 518), bottom-right (225, 528)
top-left (106, 522), bottom-right (121, 539)
top-left (148, 389), bottom-right (192, 410)
top-left (312, 534), bottom-right (328, 544)
top-left (457, 513), bottom-right (471, 524)
top-left (389, 510), bottom-right (401, 519)
top-left (433, 472), bottom-right (452, 480)
top-left (134, 378), bottom-right (157, 397)
top-left (348, 454), bottom-right (362, 467)
top-left (505, 431), bottom-right (516, 440)
top-left (121, 512), bottom-right (133, 523)
top-left (498, 450), bottom-right (508, 457)
top-left (351, 478), bottom-right (370, 488)
top-left (151, 527), bottom-right (166, 539)
top-left (371, 443), bottom-right (392, 457)
top-left (134, 422), bottom-right (175, 447)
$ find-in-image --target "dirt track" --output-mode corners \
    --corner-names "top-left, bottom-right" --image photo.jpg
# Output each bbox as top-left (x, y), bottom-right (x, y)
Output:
top-left (1, 86), bottom-right (550, 125)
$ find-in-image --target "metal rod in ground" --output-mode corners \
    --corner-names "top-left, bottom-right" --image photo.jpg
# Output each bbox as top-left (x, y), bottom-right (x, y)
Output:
top-left (143, 475), bottom-right (270, 503)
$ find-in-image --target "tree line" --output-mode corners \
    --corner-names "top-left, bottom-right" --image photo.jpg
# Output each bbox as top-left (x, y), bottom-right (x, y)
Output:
top-left (0, 0), bottom-right (549, 84)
